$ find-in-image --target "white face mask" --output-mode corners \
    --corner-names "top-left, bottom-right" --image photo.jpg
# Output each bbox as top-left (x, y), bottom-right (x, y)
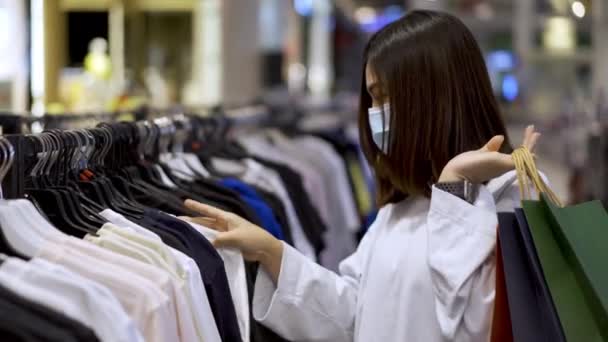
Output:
top-left (368, 103), bottom-right (391, 153)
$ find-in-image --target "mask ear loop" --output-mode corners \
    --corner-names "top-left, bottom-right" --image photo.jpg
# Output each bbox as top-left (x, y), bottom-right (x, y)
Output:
top-left (381, 103), bottom-right (390, 154)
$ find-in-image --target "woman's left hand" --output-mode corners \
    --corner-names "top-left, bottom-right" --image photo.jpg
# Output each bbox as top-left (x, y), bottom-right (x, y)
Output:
top-left (438, 125), bottom-right (540, 184)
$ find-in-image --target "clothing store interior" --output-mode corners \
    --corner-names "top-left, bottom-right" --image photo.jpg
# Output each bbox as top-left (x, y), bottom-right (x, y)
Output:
top-left (0, 0), bottom-right (607, 341)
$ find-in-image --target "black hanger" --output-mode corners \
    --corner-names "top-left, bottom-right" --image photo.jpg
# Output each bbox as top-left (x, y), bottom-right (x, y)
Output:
top-left (25, 132), bottom-right (96, 238)
top-left (81, 126), bottom-right (144, 217)
top-left (48, 130), bottom-right (103, 230)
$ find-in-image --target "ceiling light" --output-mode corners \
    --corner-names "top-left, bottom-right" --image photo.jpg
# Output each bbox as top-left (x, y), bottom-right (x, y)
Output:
top-left (354, 6), bottom-right (376, 25)
top-left (571, 1), bottom-right (585, 19)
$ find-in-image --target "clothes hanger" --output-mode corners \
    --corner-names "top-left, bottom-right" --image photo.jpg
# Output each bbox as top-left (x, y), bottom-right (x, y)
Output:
top-left (3, 133), bottom-right (74, 241)
top-left (80, 125), bottom-right (145, 217)
top-left (65, 129), bottom-right (105, 213)
top-left (25, 132), bottom-right (94, 238)
top-left (57, 130), bottom-right (107, 227)
top-left (45, 130), bottom-right (102, 231)
top-left (0, 137), bottom-right (36, 258)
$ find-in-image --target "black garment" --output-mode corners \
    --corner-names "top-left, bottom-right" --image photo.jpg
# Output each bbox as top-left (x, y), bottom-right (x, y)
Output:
top-left (154, 164), bottom-right (233, 211)
top-left (157, 163), bottom-right (264, 226)
top-left (245, 262), bottom-right (290, 342)
top-left (134, 219), bottom-right (190, 251)
top-left (254, 187), bottom-right (294, 246)
top-left (306, 131), bottom-right (364, 220)
top-left (0, 283), bottom-right (100, 342)
top-left (138, 209), bottom-right (243, 342)
top-left (0, 298), bottom-right (79, 342)
top-left (0, 320), bottom-right (39, 342)
top-left (253, 157), bottom-right (326, 256)
top-left (112, 175), bottom-right (194, 216)
top-left (182, 178), bottom-right (264, 226)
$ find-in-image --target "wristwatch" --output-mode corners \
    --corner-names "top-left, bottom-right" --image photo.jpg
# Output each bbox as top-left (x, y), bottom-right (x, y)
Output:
top-left (435, 180), bottom-right (479, 204)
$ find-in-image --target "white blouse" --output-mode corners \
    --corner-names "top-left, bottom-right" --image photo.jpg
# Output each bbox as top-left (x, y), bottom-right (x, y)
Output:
top-left (252, 171), bottom-right (521, 342)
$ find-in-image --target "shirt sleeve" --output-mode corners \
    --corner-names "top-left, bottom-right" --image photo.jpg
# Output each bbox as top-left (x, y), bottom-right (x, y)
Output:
top-left (427, 182), bottom-right (520, 341)
top-left (252, 210), bottom-right (386, 342)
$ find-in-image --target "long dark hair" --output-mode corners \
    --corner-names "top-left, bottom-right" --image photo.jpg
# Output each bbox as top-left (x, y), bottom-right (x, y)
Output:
top-left (358, 10), bottom-right (512, 206)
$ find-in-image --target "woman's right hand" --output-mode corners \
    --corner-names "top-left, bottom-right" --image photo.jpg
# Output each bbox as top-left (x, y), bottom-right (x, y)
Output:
top-left (183, 199), bottom-right (284, 282)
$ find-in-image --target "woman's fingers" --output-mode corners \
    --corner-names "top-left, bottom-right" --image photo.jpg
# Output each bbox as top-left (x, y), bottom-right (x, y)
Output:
top-left (185, 199), bottom-right (229, 221)
top-left (521, 125), bottom-right (541, 152)
top-left (212, 230), bottom-right (240, 249)
top-left (523, 125), bottom-right (534, 147)
top-left (480, 135), bottom-right (505, 152)
top-left (527, 132), bottom-right (541, 152)
top-left (180, 216), bottom-right (227, 231)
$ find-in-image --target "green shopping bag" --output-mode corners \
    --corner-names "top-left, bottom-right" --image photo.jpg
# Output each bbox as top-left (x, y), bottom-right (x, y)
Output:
top-left (514, 147), bottom-right (608, 341)
top-left (523, 199), bottom-right (608, 342)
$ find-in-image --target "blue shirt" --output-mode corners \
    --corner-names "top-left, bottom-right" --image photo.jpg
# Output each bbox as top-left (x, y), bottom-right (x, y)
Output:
top-left (220, 178), bottom-right (285, 240)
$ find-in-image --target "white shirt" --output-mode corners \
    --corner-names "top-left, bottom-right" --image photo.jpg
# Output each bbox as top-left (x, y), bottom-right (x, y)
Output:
top-left (37, 238), bottom-right (179, 342)
top-left (237, 135), bottom-right (331, 226)
top-left (100, 209), bottom-right (223, 342)
top-left (252, 171), bottom-right (520, 342)
top-left (185, 220), bottom-right (251, 342)
top-left (290, 136), bottom-right (360, 233)
top-left (0, 258), bottom-right (144, 342)
top-left (290, 136), bottom-right (361, 271)
top-left (85, 225), bottom-right (201, 342)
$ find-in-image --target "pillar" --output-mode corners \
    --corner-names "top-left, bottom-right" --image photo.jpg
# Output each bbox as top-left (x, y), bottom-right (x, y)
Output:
top-left (187, 0), bottom-right (261, 107)
top-left (109, 1), bottom-right (125, 94)
top-left (307, 0), bottom-right (333, 103)
top-left (593, 0), bottom-right (608, 103)
top-left (222, 0), bottom-right (260, 106)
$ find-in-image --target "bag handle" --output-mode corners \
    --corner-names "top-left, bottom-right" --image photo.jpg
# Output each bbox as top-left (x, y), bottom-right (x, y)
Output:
top-left (512, 147), bottom-right (563, 207)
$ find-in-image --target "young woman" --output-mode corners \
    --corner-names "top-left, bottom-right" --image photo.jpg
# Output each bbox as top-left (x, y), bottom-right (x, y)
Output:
top-left (185, 10), bottom-right (539, 342)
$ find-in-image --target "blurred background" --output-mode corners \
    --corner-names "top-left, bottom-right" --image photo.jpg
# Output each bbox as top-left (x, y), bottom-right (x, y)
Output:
top-left (0, 0), bottom-right (607, 204)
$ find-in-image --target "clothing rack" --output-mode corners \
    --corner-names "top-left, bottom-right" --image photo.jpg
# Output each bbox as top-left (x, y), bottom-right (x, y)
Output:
top-left (0, 104), bottom-right (274, 200)
top-left (0, 102), bottom-right (375, 341)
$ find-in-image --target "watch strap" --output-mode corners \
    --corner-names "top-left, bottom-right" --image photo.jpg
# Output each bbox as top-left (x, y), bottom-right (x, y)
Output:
top-left (435, 180), bottom-right (478, 203)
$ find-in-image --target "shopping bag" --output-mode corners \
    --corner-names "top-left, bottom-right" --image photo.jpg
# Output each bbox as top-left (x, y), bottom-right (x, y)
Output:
top-left (491, 222), bottom-right (513, 342)
top-left (542, 195), bottom-right (608, 337)
top-left (512, 147), bottom-right (608, 341)
top-left (498, 212), bottom-right (565, 342)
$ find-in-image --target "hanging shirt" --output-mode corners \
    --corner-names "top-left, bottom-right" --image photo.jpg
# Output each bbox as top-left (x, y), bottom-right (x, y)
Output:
top-left (54, 235), bottom-right (183, 341)
top-left (0, 257), bottom-right (142, 342)
top-left (291, 136), bottom-right (360, 232)
top-left (138, 209), bottom-right (243, 342)
top-left (220, 178), bottom-right (284, 240)
top-left (36, 241), bottom-right (176, 342)
top-left (252, 171), bottom-right (520, 342)
top-left (85, 224), bottom-right (200, 342)
top-left (0, 282), bottom-right (100, 342)
top-left (212, 158), bottom-right (316, 260)
top-left (0, 290), bottom-right (83, 342)
top-left (251, 158), bottom-right (327, 257)
top-left (184, 219), bottom-right (251, 342)
top-left (100, 209), bottom-right (222, 342)
top-left (290, 136), bottom-right (361, 271)
top-left (238, 135), bottom-right (330, 225)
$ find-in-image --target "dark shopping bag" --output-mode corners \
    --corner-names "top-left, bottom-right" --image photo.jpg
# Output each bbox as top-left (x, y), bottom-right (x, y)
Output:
top-left (491, 226), bottom-right (513, 342)
top-left (513, 147), bottom-right (608, 341)
top-left (497, 212), bottom-right (565, 342)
